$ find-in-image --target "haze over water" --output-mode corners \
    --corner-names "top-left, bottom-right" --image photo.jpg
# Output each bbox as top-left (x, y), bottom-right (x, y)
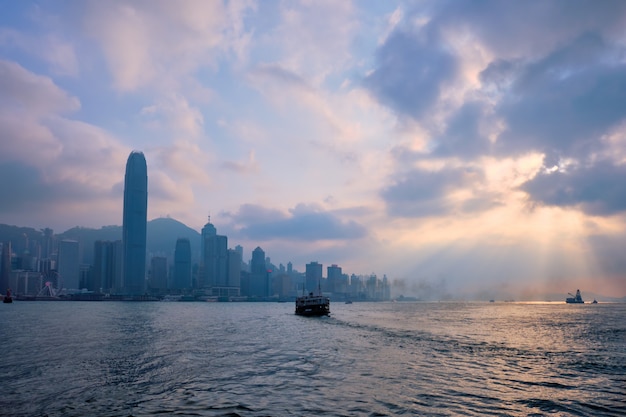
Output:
top-left (2, 301), bottom-right (624, 416)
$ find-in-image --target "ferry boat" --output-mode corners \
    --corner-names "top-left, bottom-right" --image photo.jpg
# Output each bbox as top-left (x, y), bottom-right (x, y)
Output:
top-left (295, 283), bottom-right (330, 316)
top-left (2, 288), bottom-right (12, 304)
top-left (566, 289), bottom-right (584, 304)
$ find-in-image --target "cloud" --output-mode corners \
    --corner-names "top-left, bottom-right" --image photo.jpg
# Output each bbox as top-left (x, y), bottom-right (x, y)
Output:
top-left (431, 100), bottom-right (493, 158)
top-left (224, 203), bottom-right (368, 241)
top-left (264, 0), bottom-right (358, 84)
top-left (0, 59), bottom-right (79, 116)
top-left (220, 151), bottom-right (259, 174)
top-left (140, 94), bottom-right (205, 139)
top-left (380, 165), bottom-right (488, 218)
top-left (0, 28), bottom-right (79, 76)
top-left (363, 29), bottom-right (458, 121)
top-left (0, 59), bottom-right (129, 228)
top-left (85, 0), bottom-right (253, 92)
top-left (494, 33), bottom-right (626, 159)
top-left (362, 0), bottom-right (626, 227)
top-left (521, 160), bottom-right (626, 216)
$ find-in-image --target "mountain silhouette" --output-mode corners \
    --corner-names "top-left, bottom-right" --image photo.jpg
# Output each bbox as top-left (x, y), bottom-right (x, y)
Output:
top-left (0, 217), bottom-right (201, 266)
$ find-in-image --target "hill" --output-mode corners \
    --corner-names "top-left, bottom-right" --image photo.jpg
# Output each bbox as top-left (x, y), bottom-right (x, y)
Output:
top-left (0, 217), bottom-right (201, 265)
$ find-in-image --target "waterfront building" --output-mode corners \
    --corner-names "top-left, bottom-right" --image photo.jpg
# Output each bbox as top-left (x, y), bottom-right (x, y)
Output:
top-left (150, 256), bottom-right (168, 292)
top-left (227, 248), bottom-right (241, 289)
top-left (79, 264), bottom-right (91, 290)
top-left (173, 238), bottom-right (192, 290)
top-left (201, 218), bottom-right (228, 290)
top-left (58, 239), bottom-right (80, 291)
top-left (248, 246), bottom-right (269, 297)
top-left (327, 264), bottom-right (342, 293)
top-left (305, 261), bottom-right (323, 293)
top-left (0, 242), bottom-right (11, 294)
top-left (122, 151), bottom-right (148, 295)
top-left (93, 240), bottom-right (123, 293)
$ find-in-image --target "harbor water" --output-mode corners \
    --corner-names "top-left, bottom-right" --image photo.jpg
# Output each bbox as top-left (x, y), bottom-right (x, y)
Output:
top-left (1, 301), bottom-right (624, 416)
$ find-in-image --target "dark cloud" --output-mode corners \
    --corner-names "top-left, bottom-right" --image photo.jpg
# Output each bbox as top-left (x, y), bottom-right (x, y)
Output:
top-left (224, 203), bottom-right (367, 241)
top-left (249, 63), bottom-right (310, 90)
top-left (433, 0), bottom-right (626, 59)
top-left (0, 161), bottom-right (98, 214)
top-left (521, 161), bottom-right (626, 216)
top-left (495, 33), bottom-right (626, 158)
top-left (381, 167), bottom-right (484, 218)
top-left (367, 1), bottom-right (626, 222)
top-left (363, 30), bottom-right (458, 120)
top-left (432, 101), bottom-right (492, 158)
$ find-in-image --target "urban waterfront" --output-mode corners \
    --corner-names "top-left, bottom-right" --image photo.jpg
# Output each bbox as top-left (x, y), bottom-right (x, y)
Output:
top-left (1, 301), bottom-right (624, 416)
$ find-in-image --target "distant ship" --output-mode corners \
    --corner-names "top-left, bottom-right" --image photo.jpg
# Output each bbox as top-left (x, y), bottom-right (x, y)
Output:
top-left (566, 289), bottom-right (584, 304)
top-left (295, 284), bottom-right (330, 316)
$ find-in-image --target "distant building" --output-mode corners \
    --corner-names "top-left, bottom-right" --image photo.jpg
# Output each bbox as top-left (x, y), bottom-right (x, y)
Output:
top-left (58, 239), bottom-right (80, 291)
top-left (150, 256), bottom-right (168, 292)
top-left (93, 240), bottom-right (122, 293)
top-left (248, 246), bottom-right (269, 297)
top-left (173, 238), bottom-right (192, 290)
top-left (227, 248), bottom-right (241, 289)
top-left (201, 218), bottom-right (228, 290)
top-left (306, 261), bottom-right (323, 293)
top-left (79, 264), bottom-right (91, 291)
top-left (122, 150), bottom-right (148, 295)
top-left (234, 245), bottom-right (243, 264)
top-left (0, 242), bottom-right (11, 294)
top-left (327, 264), bottom-right (342, 293)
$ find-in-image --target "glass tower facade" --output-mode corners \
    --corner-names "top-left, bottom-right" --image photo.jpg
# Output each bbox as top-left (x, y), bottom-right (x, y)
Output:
top-left (173, 238), bottom-right (192, 290)
top-left (122, 151), bottom-right (148, 295)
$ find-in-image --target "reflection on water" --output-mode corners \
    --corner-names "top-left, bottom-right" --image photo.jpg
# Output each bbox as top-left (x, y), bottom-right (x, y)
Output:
top-left (1, 301), bottom-right (624, 416)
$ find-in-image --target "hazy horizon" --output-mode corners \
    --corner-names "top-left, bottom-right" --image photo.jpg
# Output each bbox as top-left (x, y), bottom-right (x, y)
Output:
top-left (2, 1), bottom-right (626, 298)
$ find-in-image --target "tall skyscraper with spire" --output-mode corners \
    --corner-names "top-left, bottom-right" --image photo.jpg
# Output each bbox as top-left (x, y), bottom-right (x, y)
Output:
top-left (122, 151), bottom-right (148, 295)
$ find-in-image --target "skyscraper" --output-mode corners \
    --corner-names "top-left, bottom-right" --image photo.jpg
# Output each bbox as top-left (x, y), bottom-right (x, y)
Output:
top-left (122, 151), bottom-right (148, 295)
top-left (201, 218), bottom-right (227, 289)
top-left (249, 246), bottom-right (268, 297)
top-left (150, 256), bottom-right (168, 292)
top-left (0, 242), bottom-right (11, 294)
top-left (327, 264), bottom-right (342, 293)
top-left (58, 239), bottom-right (80, 291)
top-left (173, 238), bottom-right (192, 290)
top-left (306, 261), bottom-right (323, 293)
top-left (93, 240), bottom-right (122, 293)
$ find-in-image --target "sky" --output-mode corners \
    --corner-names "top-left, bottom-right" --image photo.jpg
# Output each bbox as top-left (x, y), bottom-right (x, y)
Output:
top-left (1, 0), bottom-right (626, 299)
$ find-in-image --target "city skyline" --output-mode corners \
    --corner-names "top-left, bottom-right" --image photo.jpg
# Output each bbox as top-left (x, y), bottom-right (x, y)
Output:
top-left (2, 2), bottom-right (626, 298)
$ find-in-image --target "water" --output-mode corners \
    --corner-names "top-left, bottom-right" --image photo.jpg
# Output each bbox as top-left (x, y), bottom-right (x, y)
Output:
top-left (1, 301), bottom-right (624, 416)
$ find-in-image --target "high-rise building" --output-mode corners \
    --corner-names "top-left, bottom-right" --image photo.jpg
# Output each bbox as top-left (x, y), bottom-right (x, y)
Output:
top-left (327, 264), bottom-right (342, 293)
top-left (122, 151), bottom-right (148, 295)
top-left (93, 240), bottom-right (123, 293)
top-left (173, 238), bottom-right (192, 290)
top-left (58, 239), bottom-right (80, 291)
top-left (249, 246), bottom-right (268, 297)
top-left (227, 248), bottom-right (241, 289)
top-left (150, 256), bottom-right (168, 292)
top-left (306, 261), bottom-right (323, 293)
top-left (0, 242), bottom-right (11, 294)
top-left (201, 218), bottom-right (227, 289)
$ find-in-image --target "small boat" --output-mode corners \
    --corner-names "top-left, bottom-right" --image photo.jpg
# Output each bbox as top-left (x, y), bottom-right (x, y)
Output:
top-left (3, 288), bottom-right (13, 304)
top-left (592, 299), bottom-right (598, 304)
top-left (565, 289), bottom-right (584, 304)
top-left (295, 282), bottom-right (330, 317)
top-left (345, 299), bottom-right (353, 304)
